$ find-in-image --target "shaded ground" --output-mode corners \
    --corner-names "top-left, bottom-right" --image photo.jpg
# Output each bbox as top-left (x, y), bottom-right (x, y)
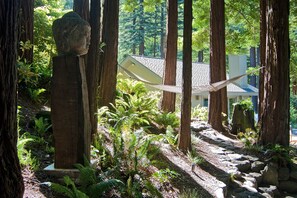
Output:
top-left (19, 95), bottom-right (297, 198)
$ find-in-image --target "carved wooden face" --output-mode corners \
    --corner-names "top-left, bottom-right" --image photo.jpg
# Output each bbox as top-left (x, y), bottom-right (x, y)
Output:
top-left (69, 24), bottom-right (91, 55)
top-left (52, 12), bottom-right (91, 56)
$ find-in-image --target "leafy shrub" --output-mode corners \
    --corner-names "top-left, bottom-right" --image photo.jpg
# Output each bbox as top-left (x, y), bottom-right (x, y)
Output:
top-left (51, 163), bottom-right (124, 198)
top-left (233, 98), bottom-right (253, 111)
top-left (152, 168), bottom-right (180, 183)
top-left (191, 105), bottom-right (208, 121)
top-left (155, 112), bottom-right (180, 129)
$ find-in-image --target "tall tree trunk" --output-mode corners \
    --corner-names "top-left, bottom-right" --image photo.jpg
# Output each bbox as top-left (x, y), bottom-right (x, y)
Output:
top-left (139, 0), bottom-right (145, 55)
top-left (87, 0), bottom-right (101, 135)
top-left (19, 0), bottom-right (34, 63)
top-left (132, 11), bottom-right (136, 55)
top-left (160, 2), bottom-right (166, 58)
top-left (73, 0), bottom-right (90, 21)
top-left (258, 0), bottom-right (266, 122)
top-left (208, 0), bottom-right (227, 132)
top-left (250, 47), bottom-right (258, 113)
top-left (259, 0), bottom-right (290, 146)
top-left (99, 0), bottom-right (119, 107)
top-left (198, 50), bottom-right (203, 62)
top-left (0, 0), bottom-right (24, 197)
top-left (178, 0), bottom-right (192, 152)
top-left (161, 0), bottom-right (178, 113)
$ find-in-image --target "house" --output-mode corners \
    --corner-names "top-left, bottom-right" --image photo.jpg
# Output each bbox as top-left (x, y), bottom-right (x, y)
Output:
top-left (118, 55), bottom-right (258, 112)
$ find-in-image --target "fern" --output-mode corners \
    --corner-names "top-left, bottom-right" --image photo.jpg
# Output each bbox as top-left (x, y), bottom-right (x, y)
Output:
top-left (87, 179), bottom-right (124, 198)
top-left (51, 176), bottom-right (89, 198)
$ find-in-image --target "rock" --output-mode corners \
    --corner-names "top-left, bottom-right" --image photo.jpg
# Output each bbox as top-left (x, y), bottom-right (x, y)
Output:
top-left (251, 161), bottom-right (266, 172)
top-left (278, 167), bottom-right (290, 181)
top-left (243, 176), bottom-right (258, 188)
top-left (228, 153), bottom-right (244, 161)
top-left (261, 163), bottom-right (279, 186)
top-left (235, 160), bottom-right (251, 172)
top-left (258, 185), bottom-right (280, 197)
top-left (290, 170), bottom-right (297, 180)
top-left (233, 190), bottom-right (264, 198)
top-left (279, 181), bottom-right (297, 193)
top-left (214, 188), bottom-right (224, 198)
top-left (248, 172), bottom-right (263, 185)
top-left (261, 193), bottom-right (272, 198)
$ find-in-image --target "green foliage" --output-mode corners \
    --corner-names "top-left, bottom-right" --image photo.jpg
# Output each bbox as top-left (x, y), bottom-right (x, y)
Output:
top-left (290, 95), bottom-right (297, 128)
top-left (28, 88), bottom-right (46, 103)
top-left (17, 134), bottom-right (40, 170)
top-left (179, 188), bottom-right (201, 198)
top-left (191, 105), bottom-right (208, 121)
top-left (155, 112), bottom-right (180, 129)
top-left (237, 128), bottom-right (259, 149)
top-left (34, 117), bottom-right (51, 136)
top-left (51, 176), bottom-right (89, 198)
top-left (234, 98), bottom-right (253, 111)
top-left (51, 164), bottom-right (124, 198)
top-left (265, 144), bottom-right (295, 166)
top-left (152, 168), bottom-right (179, 183)
top-left (161, 126), bottom-right (179, 147)
top-left (187, 149), bottom-right (205, 165)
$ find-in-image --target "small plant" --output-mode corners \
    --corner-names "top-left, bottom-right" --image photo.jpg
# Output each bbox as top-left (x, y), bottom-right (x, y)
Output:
top-left (161, 126), bottom-right (179, 147)
top-left (179, 188), bottom-right (201, 198)
top-left (265, 144), bottom-right (294, 166)
top-left (34, 117), bottom-right (51, 136)
top-left (51, 162), bottom-right (124, 198)
top-left (237, 128), bottom-right (259, 149)
top-left (17, 134), bottom-right (40, 170)
top-left (28, 88), bottom-right (46, 103)
top-left (152, 168), bottom-right (180, 183)
top-left (234, 98), bottom-right (253, 111)
top-left (155, 112), bottom-right (180, 129)
top-left (191, 105), bottom-right (208, 121)
top-left (187, 149), bottom-right (205, 166)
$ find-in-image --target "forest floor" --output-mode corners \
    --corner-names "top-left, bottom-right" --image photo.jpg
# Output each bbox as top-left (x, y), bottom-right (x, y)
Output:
top-left (19, 95), bottom-right (297, 198)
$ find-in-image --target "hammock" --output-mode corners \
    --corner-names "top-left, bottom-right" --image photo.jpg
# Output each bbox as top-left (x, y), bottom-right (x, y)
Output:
top-left (119, 65), bottom-right (262, 94)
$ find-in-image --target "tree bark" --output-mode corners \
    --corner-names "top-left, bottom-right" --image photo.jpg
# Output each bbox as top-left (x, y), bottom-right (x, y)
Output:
top-left (198, 50), bottom-right (204, 62)
top-left (161, 0), bottom-right (178, 113)
top-left (19, 0), bottom-right (34, 63)
top-left (0, 0), bottom-right (24, 197)
top-left (139, 0), bottom-right (145, 55)
top-left (250, 47), bottom-right (258, 113)
top-left (87, 0), bottom-right (101, 135)
top-left (178, 0), bottom-right (192, 152)
top-left (160, 2), bottom-right (166, 58)
top-left (258, 0), bottom-right (266, 122)
top-left (99, 0), bottom-right (119, 107)
top-left (259, 0), bottom-right (290, 146)
top-left (208, 0), bottom-right (227, 132)
top-left (73, 0), bottom-right (90, 21)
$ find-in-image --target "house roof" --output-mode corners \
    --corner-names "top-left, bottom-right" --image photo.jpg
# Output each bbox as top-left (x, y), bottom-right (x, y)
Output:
top-left (119, 55), bottom-right (258, 96)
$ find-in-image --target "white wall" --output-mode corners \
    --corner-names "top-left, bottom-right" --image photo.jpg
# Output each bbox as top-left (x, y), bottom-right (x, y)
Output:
top-left (229, 55), bottom-right (248, 88)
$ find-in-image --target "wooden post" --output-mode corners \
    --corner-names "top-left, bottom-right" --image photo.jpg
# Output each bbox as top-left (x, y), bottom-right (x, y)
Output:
top-left (51, 55), bottom-right (91, 169)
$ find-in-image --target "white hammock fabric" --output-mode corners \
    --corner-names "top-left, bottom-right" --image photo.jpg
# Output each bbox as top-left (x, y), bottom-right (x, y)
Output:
top-left (119, 65), bottom-right (261, 94)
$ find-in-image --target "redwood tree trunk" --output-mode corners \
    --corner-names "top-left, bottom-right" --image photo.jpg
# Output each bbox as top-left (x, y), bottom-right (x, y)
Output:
top-left (258, 0), bottom-right (266, 122)
top-left (73, 0), bottom-right (90, 21)
top-left (259, 0), bottom-right (290, 146)
top-left (250, 47), bottom-right (258, 113)
top-left (160, 2), bottom-right (166, 58)
top-left (161, 0), bottom-right (178, 113)
top-left (0, 0), bottom-right (24, 197)
top-left (99, 0), bottom-right (119, 107)
top-left (19, 0), bottom-right (34, 63)
top-left (139, 0), bottom-right (145, 55)
top-left (208, 0), bottom-right (227, 132)
top-left (178, 0), bottom-right (192, 152)
top-left (87, 0), bottom-right (101, 135)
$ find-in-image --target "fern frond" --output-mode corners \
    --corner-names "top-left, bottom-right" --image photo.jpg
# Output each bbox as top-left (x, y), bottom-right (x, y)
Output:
top-left (87, 179), bottom-right (125, 198)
